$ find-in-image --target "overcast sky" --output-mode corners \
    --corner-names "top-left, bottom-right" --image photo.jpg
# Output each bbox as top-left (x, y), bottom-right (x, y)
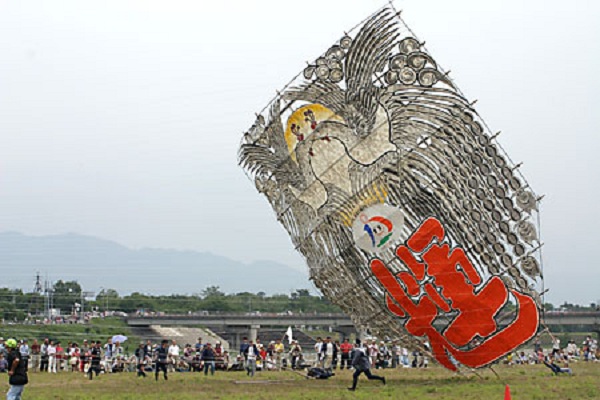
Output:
top-left (0, 0), bottom-right (598, 305)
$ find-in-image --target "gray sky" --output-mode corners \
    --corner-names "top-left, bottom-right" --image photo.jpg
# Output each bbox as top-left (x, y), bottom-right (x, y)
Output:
top-left (1, 0), bottom-right (599, 305)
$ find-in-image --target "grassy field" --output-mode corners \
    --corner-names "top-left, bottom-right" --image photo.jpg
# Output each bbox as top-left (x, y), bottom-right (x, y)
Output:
top-left (11, 362), bottom-right (600, 400)
top-left (0, 318), bottom-right (138, 351)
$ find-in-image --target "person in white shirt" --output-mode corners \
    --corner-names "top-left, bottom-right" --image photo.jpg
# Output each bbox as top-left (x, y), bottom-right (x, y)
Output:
top-left (552, 337), bottom-right (561, 358)
top-left (314, 338), bottom-right (323, 367)
top-left (47, 341), bottom-right (57, 373)
top-left (114, 342), bottom-right (124, 357)
top-left (19, 340), bottom-right (30, 370)
top-left (401, 347), bottom-right (409, 367)
top-left (244, 340), bottom-right (258, 377)
top-left (103, 339), bottom-right (114, 373)
top-left (367, 340), bottom-right (378, 368)
top-left (168, 340), bottom-right (180, 372)
top-left (322, 337), bottom-right (335, 370)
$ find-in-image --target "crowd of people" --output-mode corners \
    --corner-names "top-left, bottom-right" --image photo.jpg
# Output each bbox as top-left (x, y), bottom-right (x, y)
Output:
top-left (234, 336), bottom-right (432, 374)
top-left (0, 336), bottom-right (235, 381)
top-left (0, 330), bottom-right (597, 399)
top-left (504, 334), bottom-right (599, 374)
top-left (0, 333), bottom-right (597, 379)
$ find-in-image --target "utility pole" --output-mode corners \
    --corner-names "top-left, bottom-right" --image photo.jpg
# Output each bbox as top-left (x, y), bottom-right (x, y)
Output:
top-left (81, 291), bottom-right (95, 323)
top-left (32, 272), bottom-right (43, 316)
top-left (33, 272), bottom-right (43, 293)
top-left (44, 277), bottom-right (53, 320)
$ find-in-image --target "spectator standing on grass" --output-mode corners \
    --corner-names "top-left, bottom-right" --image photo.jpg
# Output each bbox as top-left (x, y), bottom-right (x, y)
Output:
top-left (88, 341), bottom-right (102, 380)
top-left (566, 340), bottom-right (577, 359)
top-left (194, 337), bottom-right (203, 354)
top-left (134, 343), bottom-right (147, 378)
top-left (368, 340), bottom-right (378, 368)
top-left (591, 338), bottom-right (598, 360)
top-left (259, 347), bottom-right (268, 370)
top-left (47, 341), bottom-right (57, 373)
top-left (377, 341), bottom-right (389, 369)
top-left (289, 341), bottom-right (302, 369)
top-left (333, 340), bottom-right (341, 369)
top-left (348, 339), bottom-right (385, 392)
top-left (239, 337), bottom-right (249, 367)
top-left (340, 339), bottom-right (353, 370)
top-left (552, 336), bottom-right (561, 359)
top-left (154, 340), bottom-right (169, 381)
top-left (18, 341), bottom-right (29, 372)
top-left (6, 338), bottom-right (28, 400)
top-left (39, 339), bottom-right (49, 372)
top-left (390, 341), bottom-right (400, 368)
top-left (168, 340), bottom-right (180, 372)
top-left (201, 343), bottom-right (216, 376)
top-left (55, 342), bottom-right (65, 372)
top-left (104, 339), bottom-right (114, 373)
top-left (274, 339), bottom-right (285, 370)
top-left (79, 340), bottom-right (89, 372)
top-left (401, 346), bottom-right (409, 367)
top-left (314, 337), bottom-right (323, 367)
top-left (30, 339), bottom-right (40, 373)
top-left (244, 340), bottom-right (259, 377)
top-left (321, 337), bottom-right (336, 370)
top-left (266, 341), bottom-right (275, 369)
top-left (144, 340), bottom-right (153, 359)
top-left (69, 344), bottom-right (80, 372)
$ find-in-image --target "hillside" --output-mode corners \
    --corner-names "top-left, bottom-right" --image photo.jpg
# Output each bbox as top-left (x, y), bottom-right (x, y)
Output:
top-left (0, 231), bottom-right (310, 295)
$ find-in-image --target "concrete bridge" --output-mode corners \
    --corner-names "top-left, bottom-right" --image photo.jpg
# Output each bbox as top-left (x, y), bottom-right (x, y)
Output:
top-left (126, 311), bottom-right (600, 348)
top-left (127, 313), bottom-right (355, 329)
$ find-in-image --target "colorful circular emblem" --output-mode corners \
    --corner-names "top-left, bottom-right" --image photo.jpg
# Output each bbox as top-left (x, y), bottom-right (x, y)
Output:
top-left (352, 204), bottom-right (405, 253)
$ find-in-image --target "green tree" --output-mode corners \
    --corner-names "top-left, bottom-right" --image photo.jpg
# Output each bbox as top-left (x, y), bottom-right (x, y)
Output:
top-left (96, 288), bottom-right (119, 312)
top-left (52, 280), bottom-right (82, 314)
top-left (201, 286), bottom-right (225, 298)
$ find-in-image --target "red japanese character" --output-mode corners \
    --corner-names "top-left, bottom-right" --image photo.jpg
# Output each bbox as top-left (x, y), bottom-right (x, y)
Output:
top-left (370, 217), bottom-right (540, 371)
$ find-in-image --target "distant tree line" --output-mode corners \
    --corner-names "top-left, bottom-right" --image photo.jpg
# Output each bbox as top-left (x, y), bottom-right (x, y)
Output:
top-left (0, 282), bottom-right (342, 320)
top-left (0, 281), bottom-right (598, 321)
top-left (94, 286), bottom-right (341, 314)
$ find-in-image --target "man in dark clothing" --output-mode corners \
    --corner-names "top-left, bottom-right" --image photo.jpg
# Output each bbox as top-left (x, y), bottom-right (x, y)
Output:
top-left (134, 343), bottom-right (147, 378)
top-left (319, 337), bottom-right (338, 370)
top-left (239, 337), bottom-right (250, 367)
top-left (243, 340), bottom-right (259, 377)
top-left (88, 341), bottom-right (102, 380)
top-left (154, 340), bottom-right (169, 381)
top-left (144, 340), bottom-right (153, 359)
top-left (6, 338), bottom-right (28, 400)
top-left (39, 338), bottom-right (49, 372)
top-left (194, 337), bottom-right (203, 353)
top-left (201, 343), bottom-right (216, 376)
top-left (348, 340), bottom-right (385, 391)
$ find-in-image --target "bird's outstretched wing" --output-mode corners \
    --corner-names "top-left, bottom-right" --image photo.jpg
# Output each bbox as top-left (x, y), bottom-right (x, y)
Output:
top-left (344, 8), bottom-right (399, 135)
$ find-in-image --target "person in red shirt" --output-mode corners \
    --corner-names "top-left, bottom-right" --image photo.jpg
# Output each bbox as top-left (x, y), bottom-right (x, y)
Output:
top-left (30, 339), bottom-right (41, 372)
top-left (214, 342), bottom-right (223, 357)
top-left (55, 342), bottom-right (64, 372)
top-left (340, 338), bottom-right (353, 370)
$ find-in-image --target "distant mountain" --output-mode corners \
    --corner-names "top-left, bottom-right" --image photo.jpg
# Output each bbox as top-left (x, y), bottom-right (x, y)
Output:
top-left (0, 232), bottom-right (310, 296)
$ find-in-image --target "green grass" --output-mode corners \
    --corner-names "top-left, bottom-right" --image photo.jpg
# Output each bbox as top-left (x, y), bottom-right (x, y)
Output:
top-left (14, 362), bottom-right (600, 399)
top-left (0, 318), bottom-right (138, 352)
